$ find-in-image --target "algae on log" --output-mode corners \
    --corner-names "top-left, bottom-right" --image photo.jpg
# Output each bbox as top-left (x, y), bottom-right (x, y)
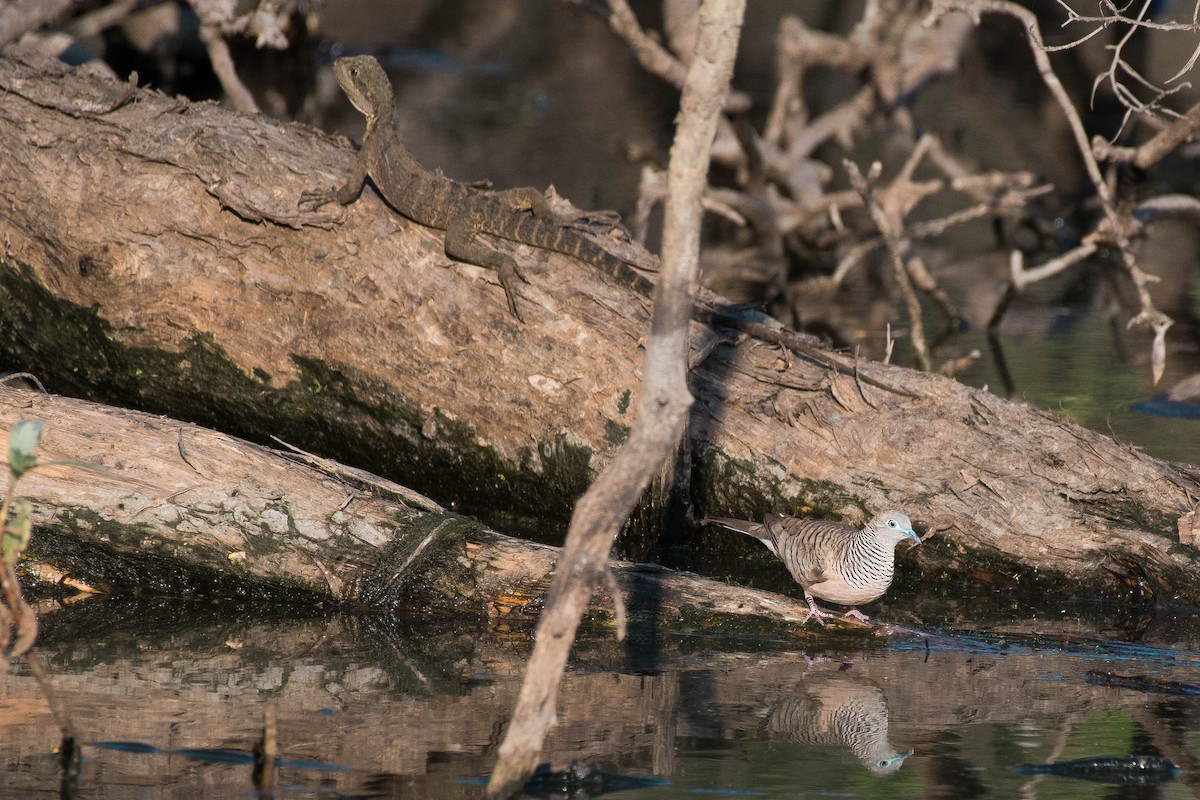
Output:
top-left (0, 55), bottom-right (1198, 601)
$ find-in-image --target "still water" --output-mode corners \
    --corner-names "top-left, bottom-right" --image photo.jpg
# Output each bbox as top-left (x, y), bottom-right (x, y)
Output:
top-left (955, 300), bottom-right (1200, 467)
top-left (6, 598), bottom-right (1199, 798)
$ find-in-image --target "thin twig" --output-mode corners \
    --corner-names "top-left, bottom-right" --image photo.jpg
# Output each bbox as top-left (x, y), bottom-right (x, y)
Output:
top-left (845, 160), bottom-right (932, 370)
top-left (694, 303), bottom-right (920, 398)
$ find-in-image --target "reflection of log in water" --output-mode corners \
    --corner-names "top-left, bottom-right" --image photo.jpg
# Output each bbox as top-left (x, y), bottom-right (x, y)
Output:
top-left (765, 672), bottom-right (912, 776)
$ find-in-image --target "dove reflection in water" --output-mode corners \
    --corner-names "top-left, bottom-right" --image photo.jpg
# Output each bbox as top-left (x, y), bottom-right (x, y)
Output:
top-left (766, 672), bottom-right (913, 776)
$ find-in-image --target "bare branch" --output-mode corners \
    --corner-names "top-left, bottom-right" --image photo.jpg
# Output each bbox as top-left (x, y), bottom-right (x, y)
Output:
top-left (1133, 193), bottom-right (1200, 223)
top-left (1094, 100), bottom-right (1200, 169)
top-left (196, 21), bottom-right (259, 114)
top-left (486, 0), bottom-right (745, 794)
top-left (597, 0), bottom-right (750, 113)
top-left (1009, 242), bottom-right (1099, 291)
top-left (846, 160), bottom-right (932, 370)
top-left (928, 0), bottom-right (1173, 379)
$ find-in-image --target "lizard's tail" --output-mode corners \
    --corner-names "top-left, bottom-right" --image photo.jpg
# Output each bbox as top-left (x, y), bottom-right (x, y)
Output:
top-left (522, 217), bottom-right (655, 297)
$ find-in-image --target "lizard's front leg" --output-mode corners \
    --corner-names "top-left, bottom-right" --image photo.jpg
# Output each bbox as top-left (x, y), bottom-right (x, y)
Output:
top-left (490, 187), bottom-right (553, 219)
top-left (444, 219), bottom-right (529, 322)
top-left (299, 151), bottom-right (371, 210)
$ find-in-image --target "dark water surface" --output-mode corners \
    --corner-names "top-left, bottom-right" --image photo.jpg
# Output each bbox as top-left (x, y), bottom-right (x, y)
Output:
top-left (6, 598), bottom-right (1200, 799)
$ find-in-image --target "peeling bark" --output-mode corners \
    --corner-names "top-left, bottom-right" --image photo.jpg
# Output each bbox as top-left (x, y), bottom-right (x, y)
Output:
top-left (0, 54), bottom-right (1198, 602)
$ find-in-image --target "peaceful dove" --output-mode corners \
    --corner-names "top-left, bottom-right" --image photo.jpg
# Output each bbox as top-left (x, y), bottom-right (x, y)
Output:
top-left (706, 510), bottom-right (920, 624)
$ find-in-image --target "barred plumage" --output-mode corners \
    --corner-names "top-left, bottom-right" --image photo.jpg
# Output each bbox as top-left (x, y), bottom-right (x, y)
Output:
top-left (767, 673), bottom-right (913, 775)
top-left (705, 510), bottom-right (920, 624)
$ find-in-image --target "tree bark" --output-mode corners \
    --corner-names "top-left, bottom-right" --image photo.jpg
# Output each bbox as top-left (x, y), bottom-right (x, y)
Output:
top-left (2, 383), bottom-right (852, 636)
top-left (0, 53), bottom-right (1199, 603)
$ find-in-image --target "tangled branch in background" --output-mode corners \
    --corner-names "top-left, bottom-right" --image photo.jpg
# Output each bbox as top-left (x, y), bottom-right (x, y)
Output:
top-left (1053, 0), bottom-right (1200, 134)
top-left (930, 0), bottom-right (1177, 383)
top-left (618, 0), bottom-right (1200, 384)
top-left (0, 1), bottom-right (313, 115)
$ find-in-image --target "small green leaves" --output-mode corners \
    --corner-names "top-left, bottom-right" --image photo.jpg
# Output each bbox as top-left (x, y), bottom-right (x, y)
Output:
top-left (2, 500), bottom-right (31, 566)
top-left (0, 424), bottom-right (47, 670)
top-left (7, 421), bottom-right (43, 479)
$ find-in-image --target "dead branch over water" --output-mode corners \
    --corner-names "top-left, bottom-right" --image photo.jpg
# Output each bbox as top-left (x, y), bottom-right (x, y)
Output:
top-left (487, 0), bottom-right (746, 794)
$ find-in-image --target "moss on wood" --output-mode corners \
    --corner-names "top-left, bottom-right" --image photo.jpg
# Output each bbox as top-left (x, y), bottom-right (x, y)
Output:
top-left (26, 507), bottom-right (330, 603)
top-left (0, 259), bottom-right (598, 531)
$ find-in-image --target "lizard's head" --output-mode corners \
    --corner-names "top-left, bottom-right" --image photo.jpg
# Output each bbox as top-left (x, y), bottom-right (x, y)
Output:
top-left (332, 56), bottom-right (393, 122)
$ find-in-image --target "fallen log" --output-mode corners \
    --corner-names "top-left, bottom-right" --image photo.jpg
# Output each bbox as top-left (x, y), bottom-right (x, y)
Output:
top-left (0, 54), bottom-right (1198, 601)
top-left (3, 383), bottom-right (853, 638)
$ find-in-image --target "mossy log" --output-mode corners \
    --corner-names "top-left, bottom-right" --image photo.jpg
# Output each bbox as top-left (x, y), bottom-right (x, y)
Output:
top-left (0, 54), bottom-right (1199, 602)
top-left (3, 383), bottom-right (844, 638)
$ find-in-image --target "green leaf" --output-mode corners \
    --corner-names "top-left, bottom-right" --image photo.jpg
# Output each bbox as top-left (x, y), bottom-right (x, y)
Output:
top-left (7, 421), bottom-right (42, 478)
top-left (2, 499), bottom-right (31, 565)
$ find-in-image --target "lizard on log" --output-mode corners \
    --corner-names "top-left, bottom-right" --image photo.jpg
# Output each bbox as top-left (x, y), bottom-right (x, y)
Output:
top-left (299, 56), bottom-right (913, 398)
top-left (300, 55), bottom-right (654, 321)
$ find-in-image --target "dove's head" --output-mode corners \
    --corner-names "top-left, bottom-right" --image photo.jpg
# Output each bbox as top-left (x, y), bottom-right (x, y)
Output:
top-left (868, 511), bottom-right (921, 547)
top-left (867, 747), bottom-right (915, 776)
